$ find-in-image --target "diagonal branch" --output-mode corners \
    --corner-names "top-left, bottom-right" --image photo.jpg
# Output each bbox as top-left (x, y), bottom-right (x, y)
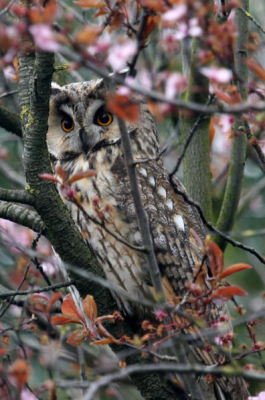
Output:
top-left (0, 200), bottom-right (44, 233)
top-left (117, 118), bottom-right (166, 303)
top-left (170, 180), bottom-right (265, 264)
top-left (0, 188), bottom-right (35, 205)
top-left (60, 48), bottom-right (265, 116)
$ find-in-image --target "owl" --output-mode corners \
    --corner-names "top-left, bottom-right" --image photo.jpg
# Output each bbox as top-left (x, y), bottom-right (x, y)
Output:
top-left (47, 79), bottom-right (249, 400)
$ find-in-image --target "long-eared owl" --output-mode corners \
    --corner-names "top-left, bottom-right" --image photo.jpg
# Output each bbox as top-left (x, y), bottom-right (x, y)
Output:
top-left (47, 79), bottom-right (249, 400)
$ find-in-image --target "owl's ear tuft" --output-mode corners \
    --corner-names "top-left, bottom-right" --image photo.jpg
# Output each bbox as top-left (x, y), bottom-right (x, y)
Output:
top-left (51, 82), bottom-right (62, 96)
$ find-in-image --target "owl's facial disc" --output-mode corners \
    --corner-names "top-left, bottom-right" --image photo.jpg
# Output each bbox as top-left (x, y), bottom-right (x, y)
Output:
top-left (79, 101), bottom-right (115, 154)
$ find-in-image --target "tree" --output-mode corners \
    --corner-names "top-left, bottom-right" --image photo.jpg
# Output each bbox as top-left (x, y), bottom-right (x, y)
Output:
top-left (0, 0), bottom-right (265, 399)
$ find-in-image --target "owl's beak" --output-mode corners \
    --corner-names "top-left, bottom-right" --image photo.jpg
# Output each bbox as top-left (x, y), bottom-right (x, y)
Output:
top-left (79, 127), bottom-right (90, 154)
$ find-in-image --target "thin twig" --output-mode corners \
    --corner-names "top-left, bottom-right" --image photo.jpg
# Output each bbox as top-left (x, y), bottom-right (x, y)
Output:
top-left (0, 90), bottom-right (18, 99)
top-left (127, 10), bottom-right (148, 76)
top-left (0, 281), bottom-right (74, 299)
top-left (212, 163), bottom-right (229, 190)
top-left (81, 362), bottom-right (265, 400)
top-left (169, 179), bottom-right (265, 264)
top-left (73, 199), bottom-right (146, 252)
top-left (239, 6), bottom-right (265, 35)
top-left (170, 95), bottom-right (215, 177)
top-left (0, 0), bottom-right (16, 16)
top-left (117, 117), bottom-right (166, 303)
top-left (245, 120), bottom-right (265, 174)
top-left (0, 264), bottom-right (31, 318)
top-left (60, 47), bottom-right (265, 116)
top-left (31, 231), bottom-right (53, 287)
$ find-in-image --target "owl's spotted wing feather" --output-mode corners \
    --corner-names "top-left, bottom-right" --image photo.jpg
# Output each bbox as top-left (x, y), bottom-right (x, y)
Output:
top-left (110, 157), bottom-right (249, 400)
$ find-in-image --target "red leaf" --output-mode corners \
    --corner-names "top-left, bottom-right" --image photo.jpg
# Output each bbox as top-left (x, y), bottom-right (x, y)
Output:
top-left (107, 94), bottom-right (139, 124)
top-left (207, 241), bottom-right (224, 278)
top-left (8, 360), bottom-right (31, 391)
top-left (66, 170), bottom-right (97, 184)
top-left (67, 328), bottom-right (88, 346)
top-left (75, 25), bottom-right (102, 45)
top-left (220, 264), bottom-right (252, 280)
top-left (247, 58), bottom-right (265, 82)
top-left (186, 282), bottom-right (203, 296)
top-left (50, 316), bottom-right (81, 325)
top-left (39, 173), bottom-right (60, 183)
top-left (212, 85), bottom-right (234, 104)
top-left (83, 295), bottom-right (97, 321)
top-left (210, 286), bottom-right (248, 301)
top-left (92, 338), bottom-right (115, 345)
top-left (61, 294), bottom-right (82, 321)
top-left (46, 292), bottom-right (62, 313)
top-left (74, 0), bottom-right (105, 8)
top-left (55, 165), bottom-right (67, 181)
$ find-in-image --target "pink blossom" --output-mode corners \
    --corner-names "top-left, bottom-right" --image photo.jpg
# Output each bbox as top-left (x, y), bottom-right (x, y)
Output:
top-left (117, 86), bottom-right (131, 96)
top-left (153, 309), bottom-right (168, 322)
top-left (88, 37), bottom-right (110, 56)
top-left (42, 261), bottom-right (56, 276)
top-left (21, 389), bottom-right (38, 400)
top-left (188, 18), bottom-right (202, 37)
top-left (3, 66), bottom-right (17, 81)
top-left (200, 67), bottom-right (233, 83)
top-left (175, 22), bottom-right (188, 41)
top-left (0, 219), bottom-right (33, 251)
top-left (160, 31), bottom-right (180, 53)
top-left (248, 392), bottom-right (265, 400)
top-left (138, 70), bottom-right (152, 89)
top-left (162, 4), bottom-right (187, 21)
top-left (165, 72), bottom-right (187, 99)
top-left (214, 332), bottom-right (233, 347)
top-left (29, 24), bottom-right (60, 52)
top-left (107, 40), bottom-right (137, 72)
top-left (124, 76), bottom-right (135, 87)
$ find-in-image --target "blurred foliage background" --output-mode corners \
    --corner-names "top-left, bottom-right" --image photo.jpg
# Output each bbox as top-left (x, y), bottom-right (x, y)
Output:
top-left (0, 0), bottom-right (265, 398)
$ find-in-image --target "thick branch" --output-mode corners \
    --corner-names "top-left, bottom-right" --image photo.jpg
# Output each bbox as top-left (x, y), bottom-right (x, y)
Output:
top-left (215, 1), bottom-right (249, 249)
top-left (179, 38), bottom-right (212, 221)
top-left (0, 201), bottom-right (44, 232)
top-left (0, 188), bottom-right (34, 205)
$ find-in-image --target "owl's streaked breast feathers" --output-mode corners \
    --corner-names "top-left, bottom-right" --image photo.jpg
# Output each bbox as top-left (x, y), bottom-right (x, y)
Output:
top-left (47, 79), bottom-right (249, 399)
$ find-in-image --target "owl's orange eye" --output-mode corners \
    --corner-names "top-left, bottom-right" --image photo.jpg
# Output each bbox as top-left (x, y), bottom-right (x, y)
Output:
top-left (96, 112), bottom-right (113, 126)
top-left (61, 117), bottom-right (74, 132)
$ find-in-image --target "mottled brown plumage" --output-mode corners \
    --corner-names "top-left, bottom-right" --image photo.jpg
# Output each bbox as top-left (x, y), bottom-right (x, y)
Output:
top-left (47, 79), bottom-right (249, 400)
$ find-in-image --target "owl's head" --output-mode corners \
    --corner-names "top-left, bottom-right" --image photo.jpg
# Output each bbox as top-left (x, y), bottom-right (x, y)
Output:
top-left (47, 79), bottom-right (159, 163)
